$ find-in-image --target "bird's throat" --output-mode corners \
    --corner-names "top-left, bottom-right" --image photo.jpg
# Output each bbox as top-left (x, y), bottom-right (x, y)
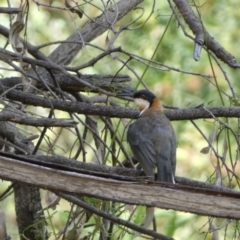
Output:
top-left (134, 98), bottom-right (150, 115)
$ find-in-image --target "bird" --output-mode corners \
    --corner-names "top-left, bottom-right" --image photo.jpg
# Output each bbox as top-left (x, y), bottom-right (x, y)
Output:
top-left (118, 89), bottom-right (176, 183)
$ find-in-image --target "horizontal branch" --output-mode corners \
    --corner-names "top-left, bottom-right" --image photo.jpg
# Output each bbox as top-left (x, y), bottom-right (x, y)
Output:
top-left (0, 151), bottom-right (236, 193)
top-left (0, 74), bottom-right (132, 93)
top-left (2, 87), bottom-right (240, 120)
top-left (0, 48), bottom-right (129, 96)
top-left (0, 7), bottom-right (22, 14)
top-left (23, 152), bottom-right (240, 194)
top-left (0, 153), bottom-right (240, 219)
top-left (0, 112), bottom-right (78, 127)
top-left (165, 105), bottom-right (240, 121)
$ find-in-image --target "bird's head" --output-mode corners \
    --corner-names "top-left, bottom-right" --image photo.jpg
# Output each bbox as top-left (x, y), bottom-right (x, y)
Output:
top-left (133, 90), bottom-right (156, 112)
top-left (116, 89), bottom-right (162, 115)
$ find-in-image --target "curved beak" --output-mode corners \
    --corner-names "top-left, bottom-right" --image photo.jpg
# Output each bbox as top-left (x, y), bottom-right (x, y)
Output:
top-left (115, 92), bottom-right (134, 100)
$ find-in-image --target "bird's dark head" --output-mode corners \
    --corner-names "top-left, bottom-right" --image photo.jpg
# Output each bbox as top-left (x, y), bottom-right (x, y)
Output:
top-left (116, 89), bottom-right (162, 114)
top-left (133, 90), bottom-right (156, 113)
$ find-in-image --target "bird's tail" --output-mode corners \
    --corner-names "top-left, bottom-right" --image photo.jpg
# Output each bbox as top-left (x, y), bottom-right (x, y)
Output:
top-left (157, 159), bottom-right (175, 183)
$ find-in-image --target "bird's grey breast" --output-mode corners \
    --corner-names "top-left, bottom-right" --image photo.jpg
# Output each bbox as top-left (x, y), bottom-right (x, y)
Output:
top-left (127, 117), bottom-right (159, 168)
top-left (127, 113), bottom-right (176, 173)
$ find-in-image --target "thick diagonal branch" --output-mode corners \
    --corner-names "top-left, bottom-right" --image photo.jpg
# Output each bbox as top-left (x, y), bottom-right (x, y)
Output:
top-left (44, 0), bottom-right (144, 66)
top-left (172, 0), bottom-right (240, 68)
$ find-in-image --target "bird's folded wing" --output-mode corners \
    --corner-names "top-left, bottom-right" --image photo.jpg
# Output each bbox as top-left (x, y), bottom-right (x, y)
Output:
top-left (127, 124), bottom-right (157, 177)
top-left (153, 124), bottom-right (175, 182)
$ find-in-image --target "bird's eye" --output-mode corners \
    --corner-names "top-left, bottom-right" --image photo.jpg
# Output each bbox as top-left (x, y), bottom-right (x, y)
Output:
top-left (140, 94), bottom-right (145, 99)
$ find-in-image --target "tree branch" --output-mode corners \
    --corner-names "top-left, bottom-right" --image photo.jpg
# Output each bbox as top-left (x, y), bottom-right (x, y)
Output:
top-left (172, 0), bottom-right (240, 68)
top-left (0, 48), bottom-right (128, 96)
top-left (0, 151), bottom-right (236, 194)
top-left (0, 7), bottom-right (22, 14)
top-left (0, 74), bottom-right (132, 93)
top-left (58, 193), bottom-right (173, 240)
top-left (0, 153), bottom-right (240, 219)
top-left (46, 0), bottom-right (144, 66)
top-left (1, 86), bottom-right (240, 120)
top-left (0, 112), bottom-right (78, 127)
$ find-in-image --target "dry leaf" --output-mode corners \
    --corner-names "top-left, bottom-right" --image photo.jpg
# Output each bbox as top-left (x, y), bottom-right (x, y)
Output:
top-left (215, 166), bottom-right (225, 187)
top-left (121, 118), bottom-right (130, 128)
top-left (200, 146), bottom-right (210, 154)
top-left (125, 204), bottom-right (134, 212)
top-left (58, 207), bottom-right (86, 240)
top-left (65, 0), bottom-right (83, 18)
top-left (21, 61), bottom-right (31, 91)
top-left (222, 137), bottom-right (228, 162)
top-left (45, 191), bottom-right (61, 210)
top-left (209, 220), bottom-right (219, 240)
top-left (105, 35), bottom-right (110, 46)
top-left (134, 207), bottom-right (154, 238)
top-left (9, 21), bottom-right (24, 53)
top-left (200, 126), bottom-right (217, 154)
top-left (92, 145), bottom-right (103, 164)
top-left (9, 10), bottom-right (25, 54)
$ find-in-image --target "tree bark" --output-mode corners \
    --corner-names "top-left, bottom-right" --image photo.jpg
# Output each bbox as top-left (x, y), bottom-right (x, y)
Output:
top-left (1, 154), bottom-right (240, 219)
top-left (14, 183), bottom-right (47, 240)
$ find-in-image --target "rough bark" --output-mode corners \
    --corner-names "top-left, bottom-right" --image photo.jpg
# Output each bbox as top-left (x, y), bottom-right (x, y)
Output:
top-left (1, 85), bottom-right (240, 120)
top-left (14, 183), bottom-right (47, 240)
top-left (0, 154), bottom-right (240, 219)
top-left (0, 74), bottom-right (132, 93)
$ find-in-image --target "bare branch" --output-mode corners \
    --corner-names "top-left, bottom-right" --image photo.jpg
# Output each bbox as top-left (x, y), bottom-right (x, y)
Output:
top-left (0, 74), bottom-right (132, 94)
top-left (58, 193), bottom-right (173, 240)
top-left (1, 86), bottom-right (240, 120)
top-left (64, 47), bottom-right (122, 71)
top-left (44, 0), bottom-right (144, 66)
top-left (0, 7), bottom-right (22, 14)
top-left (0, 48), bottom-right (127, 96)
top-left (0, 112), bottom-right (78, 127)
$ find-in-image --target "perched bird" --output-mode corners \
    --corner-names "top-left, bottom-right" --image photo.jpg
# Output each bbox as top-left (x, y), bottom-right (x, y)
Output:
top-left (118, 90), bottom-right (176, 183)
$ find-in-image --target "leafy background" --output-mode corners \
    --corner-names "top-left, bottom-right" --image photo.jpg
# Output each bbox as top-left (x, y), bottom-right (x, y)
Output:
top-left (1, 0), bottom-right (240, 239)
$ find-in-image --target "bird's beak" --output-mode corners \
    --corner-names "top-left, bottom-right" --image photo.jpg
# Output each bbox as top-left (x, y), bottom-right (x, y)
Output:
top-left (115, 92), bottom-right (133, 100)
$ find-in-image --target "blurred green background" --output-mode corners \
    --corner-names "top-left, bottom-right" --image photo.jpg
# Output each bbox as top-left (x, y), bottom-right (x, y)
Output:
top-left (1, 0), bottom-right (240, 239)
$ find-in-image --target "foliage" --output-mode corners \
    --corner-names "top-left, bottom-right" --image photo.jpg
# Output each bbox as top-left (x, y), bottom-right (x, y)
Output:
top-left (0, 0), bottom-right (240, 240)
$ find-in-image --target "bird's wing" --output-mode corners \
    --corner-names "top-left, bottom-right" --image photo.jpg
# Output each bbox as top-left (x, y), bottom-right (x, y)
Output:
top-left (127, 123), bottom-right (157, 179)
top-left (152, 123), bottom-right (176, 183)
